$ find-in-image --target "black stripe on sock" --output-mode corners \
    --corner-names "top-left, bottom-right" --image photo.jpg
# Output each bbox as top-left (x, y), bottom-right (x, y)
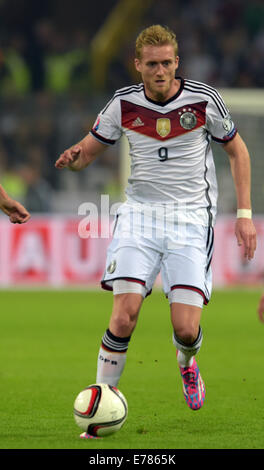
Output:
top-left (101, 329), bottom-right (131, 353)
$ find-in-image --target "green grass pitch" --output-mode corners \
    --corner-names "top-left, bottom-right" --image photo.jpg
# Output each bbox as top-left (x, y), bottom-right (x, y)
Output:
top-left (0, 287), bottom-right (263, 450)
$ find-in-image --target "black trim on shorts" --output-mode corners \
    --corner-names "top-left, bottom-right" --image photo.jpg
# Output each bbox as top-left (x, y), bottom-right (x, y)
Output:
top-left (101, 278), bottom-right (152, 297)
top-left (101, 277), bottom-right (146, 290)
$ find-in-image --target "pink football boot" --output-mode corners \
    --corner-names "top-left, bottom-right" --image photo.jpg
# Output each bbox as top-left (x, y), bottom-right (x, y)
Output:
top-left (179, 357), bottom-right (205, 410)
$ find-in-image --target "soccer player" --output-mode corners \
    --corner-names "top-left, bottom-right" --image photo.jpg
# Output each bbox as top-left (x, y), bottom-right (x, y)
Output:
top-left (55, 25), bottom-right (256, 411)
top-left (0, 184), bottom-right (30, 223)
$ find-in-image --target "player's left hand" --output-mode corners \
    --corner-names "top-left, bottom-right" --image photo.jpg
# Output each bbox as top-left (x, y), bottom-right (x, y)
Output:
top-left (235, 218), bottom-right (256, 260)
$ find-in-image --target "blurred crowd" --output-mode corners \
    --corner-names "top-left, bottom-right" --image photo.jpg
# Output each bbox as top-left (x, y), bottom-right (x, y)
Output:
top-left (0, 92), bottom-right (119, 213)
top-left (1, 0), bottom-right (264, 94)
top-left (149, 0), bottom-right (264, 88)
top-left (0, 0), bottom-right (264, 212)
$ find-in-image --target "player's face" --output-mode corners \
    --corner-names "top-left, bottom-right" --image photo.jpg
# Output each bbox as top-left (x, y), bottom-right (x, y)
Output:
top-left (135, 44), bottom-right (179, 102)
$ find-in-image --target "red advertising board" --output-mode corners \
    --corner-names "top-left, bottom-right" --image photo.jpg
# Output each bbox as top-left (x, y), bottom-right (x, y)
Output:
top-left (211, 216), bottom-right (264, 286)
top-left (0, 217), bottom-right (109, 286)
top-left (0, 215), bottom-right (263, 287)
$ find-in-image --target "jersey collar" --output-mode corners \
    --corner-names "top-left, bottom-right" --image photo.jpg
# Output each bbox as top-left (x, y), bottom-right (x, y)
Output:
top-left (143, 77), bottom-right (184, 107)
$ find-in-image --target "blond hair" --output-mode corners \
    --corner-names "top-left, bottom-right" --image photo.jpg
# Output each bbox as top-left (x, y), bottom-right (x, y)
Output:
top-left (135, 25), bottom-right (178, 59)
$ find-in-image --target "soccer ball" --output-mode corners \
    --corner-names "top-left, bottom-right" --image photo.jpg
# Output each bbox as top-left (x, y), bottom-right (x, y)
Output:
top-left (73, 383), bottom-right (128, 437)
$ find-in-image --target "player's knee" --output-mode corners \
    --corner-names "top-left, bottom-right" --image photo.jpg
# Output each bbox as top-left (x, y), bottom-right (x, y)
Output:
top-left (175, 324), bottom-right (199, 345)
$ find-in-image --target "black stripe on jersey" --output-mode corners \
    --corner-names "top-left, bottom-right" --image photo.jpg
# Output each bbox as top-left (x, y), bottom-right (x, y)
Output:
top-left (206, 225), bottom-right (213, 250)
top-left (185, 79), bottom-right (228, 115)
top-left (206, 227), bottom-right (214, 272)
top-left (116, 84), bottom-right (143, 95)
top-left (206, 251), bottom-right (214, 273)
top-left (114, 83), bottom-right (144, 95)
top-left (206, 244), bottom-right (214, 272)
top-left (101, 84), bottom-right (144, 115)
top-left (185, 79), bottom-right (228, 106)
top-left (184, 80), bottom-right (228, 118)
top-left (203, 135), bottom-right (213, 226)
top-left (184, 85), bottom-right (226, 118)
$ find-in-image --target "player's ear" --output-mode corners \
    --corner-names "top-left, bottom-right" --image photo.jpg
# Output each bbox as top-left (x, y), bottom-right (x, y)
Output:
top-left (175, 56), bottom-right (180, 70)
top-left (134, 58), bottom-right (141, 73)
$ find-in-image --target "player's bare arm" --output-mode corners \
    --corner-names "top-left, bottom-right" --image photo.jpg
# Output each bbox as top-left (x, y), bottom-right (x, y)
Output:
top-left (222, 133), bottom-right (256, 260)
top-left (0, 184), bottom-right (30, 223)
top-left (55, 133), bottom-right (107, 171)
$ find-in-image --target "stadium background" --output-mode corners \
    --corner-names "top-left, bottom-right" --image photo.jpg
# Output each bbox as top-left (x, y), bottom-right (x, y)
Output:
top-left (0, 0), bottom-right (264, 287)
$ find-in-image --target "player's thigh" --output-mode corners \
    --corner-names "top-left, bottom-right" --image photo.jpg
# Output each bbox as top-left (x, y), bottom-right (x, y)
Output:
top-left (161, 223), bottom-right (213, 306)
top-left (102, 213), bottom-right (162, 295)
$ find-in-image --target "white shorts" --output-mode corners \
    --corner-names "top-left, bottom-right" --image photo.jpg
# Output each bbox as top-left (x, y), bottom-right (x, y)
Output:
top-left (101, 203), bottom-right (214, 307)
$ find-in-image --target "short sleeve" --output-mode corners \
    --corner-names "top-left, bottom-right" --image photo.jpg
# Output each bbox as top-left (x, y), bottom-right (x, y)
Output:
top-left (205, 91), bottom-right (237, 143)
top-left (90, 97), bottom-right (122, 145)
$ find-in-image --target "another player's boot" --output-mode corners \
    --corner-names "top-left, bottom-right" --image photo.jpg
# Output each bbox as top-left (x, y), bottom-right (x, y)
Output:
top-left (178, 357), bottom-right (205, 410)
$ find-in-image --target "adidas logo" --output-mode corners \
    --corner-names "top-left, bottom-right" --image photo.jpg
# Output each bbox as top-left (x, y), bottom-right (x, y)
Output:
top-left (132, 117), bottom-right (144, 127)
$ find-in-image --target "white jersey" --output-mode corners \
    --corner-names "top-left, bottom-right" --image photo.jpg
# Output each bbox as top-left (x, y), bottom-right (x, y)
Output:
top-left (90, 78), bottom-right (237, 227)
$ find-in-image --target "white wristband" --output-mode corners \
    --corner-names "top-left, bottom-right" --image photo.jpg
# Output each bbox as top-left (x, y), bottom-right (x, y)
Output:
top-left (237, 209), bottom-right (252, 219)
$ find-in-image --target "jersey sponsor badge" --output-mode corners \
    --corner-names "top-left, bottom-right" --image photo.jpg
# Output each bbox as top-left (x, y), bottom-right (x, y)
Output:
top-left (107, 259), bottom-right (116, 274)
top-left (156, 118), bottom-right (171, 138)
top-left (222, 116), bottom-right (233, 133)
top-left (132, 116), bottom-right (144, 127)
top-left (179, 111), bottom-right (197, 130)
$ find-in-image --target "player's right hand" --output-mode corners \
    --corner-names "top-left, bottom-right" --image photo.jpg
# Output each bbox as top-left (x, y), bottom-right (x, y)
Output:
top-left (0, 199), bottom-right (30, 224)
top-left (9, 203), bottom-right (31, 224)
top-left (55, 145), bottom-right (81, 169)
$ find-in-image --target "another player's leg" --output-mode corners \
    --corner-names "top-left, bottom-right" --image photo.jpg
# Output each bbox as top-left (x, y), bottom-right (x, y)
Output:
top-left (170, 296), bottom-right (205, 410)
top-left (96, 282), bottom-right (145, 387)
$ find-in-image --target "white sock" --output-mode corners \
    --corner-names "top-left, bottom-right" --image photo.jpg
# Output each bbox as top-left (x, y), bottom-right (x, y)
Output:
top-left (177, 350), bottom-right (194, 368)
top-left (173, 326), bottom-right (203, 368)
top-left (95, 329), bottom-right (131, 387)
top-left (96, 347), bottom-right (127, 387)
